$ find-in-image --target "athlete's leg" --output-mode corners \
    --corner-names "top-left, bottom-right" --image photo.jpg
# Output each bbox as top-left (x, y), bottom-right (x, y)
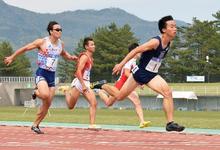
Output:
top-left (33, 81), bottom-right (54, 127)
top-left (82, 89), bottom-right (97, 125)
top-left (101, 84), bottom-right (119, 97)
top-left (65, 87), bottom-right (80, 109)
top-left (147, 75), bottom-right (185, 132)
top-left (116, 75), bottom-right (139, 101)
top-left (34, 80), bottom-right (50, 100)
top-left (98, 89), bottom-right (117, 106)
top-left (128, 91), bottom-right (145, 124)
top-left (146, 75), bottom-right (173, 123)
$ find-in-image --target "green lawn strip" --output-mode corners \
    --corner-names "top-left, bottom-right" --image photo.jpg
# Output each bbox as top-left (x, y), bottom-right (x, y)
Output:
top-left (0, 106), bottom-right (219, 129)
top-left (136, 83), bottom-right (220, 96)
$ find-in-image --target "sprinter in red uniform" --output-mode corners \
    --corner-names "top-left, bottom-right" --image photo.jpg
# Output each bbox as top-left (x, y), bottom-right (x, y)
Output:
top-left (59, 37), bottom-right (98, 128)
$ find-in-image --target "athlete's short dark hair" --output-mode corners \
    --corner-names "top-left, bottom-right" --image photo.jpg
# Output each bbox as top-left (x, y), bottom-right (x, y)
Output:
top-left (83, 37), bottom-right (93, 49)
top-left (128, 43), bottom-right (139, 52)
top-left (47, 21), bottom-right (59, 35)
top-left (158, 15), bottom-right (174, 33)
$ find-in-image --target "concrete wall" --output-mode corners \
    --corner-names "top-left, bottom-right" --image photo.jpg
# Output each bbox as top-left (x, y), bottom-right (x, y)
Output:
top-left (0, 83), bottom-right (12, 106)
top-left (15, 89), bottom-right (33, 105)
top-left (0, 82), bottom-right (35, 106)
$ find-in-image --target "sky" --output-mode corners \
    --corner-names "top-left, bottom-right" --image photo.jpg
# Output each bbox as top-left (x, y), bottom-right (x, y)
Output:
top-left (3, 0), bottom-right (220, 23)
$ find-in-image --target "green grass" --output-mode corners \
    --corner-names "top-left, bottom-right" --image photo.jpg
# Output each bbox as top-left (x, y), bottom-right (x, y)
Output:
top-left (0, 106), bottom-right (220, 129)
top-left (135, 82), bottom-right (220, 96)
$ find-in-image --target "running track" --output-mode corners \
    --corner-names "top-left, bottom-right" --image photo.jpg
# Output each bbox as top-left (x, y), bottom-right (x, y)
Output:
top-left (0, 121), bottom-right (220, 150)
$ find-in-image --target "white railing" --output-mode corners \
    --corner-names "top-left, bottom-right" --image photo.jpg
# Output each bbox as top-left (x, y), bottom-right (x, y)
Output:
top-left (170, 86), bottom-right (220, 96)
top-left (0, 76), bottom-right (59, 84)
top-left (0, 77), bottom-right (34, 83)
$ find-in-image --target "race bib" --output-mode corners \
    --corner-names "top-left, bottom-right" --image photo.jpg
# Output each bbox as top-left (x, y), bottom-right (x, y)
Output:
top-left (46, 57), bottom-right (58, 69)
top-left (83, 70), bottom-right (90, 81)
top-left (145, 57), bottom-right (161, 73)
top-left (131, 65), bottom-right (139, 74)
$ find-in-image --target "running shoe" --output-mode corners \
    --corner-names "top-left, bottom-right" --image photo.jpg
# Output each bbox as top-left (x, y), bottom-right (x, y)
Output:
top-left (88, 124), bottom-right (101, 129)
top-left (90, 80), bottom-right (107, 89)
top-left (58, 86), bottom-right (70, 94)
top-left (139, 121), bottom-right (151, 128)
top-left (166, 121), bottom-right (185, 132)
top-left (31, 126), bottom-right (44, 134)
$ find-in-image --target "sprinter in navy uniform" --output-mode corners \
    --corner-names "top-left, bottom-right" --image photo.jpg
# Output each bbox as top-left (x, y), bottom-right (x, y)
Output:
top-left (112, 15), bottom-right (185, 132)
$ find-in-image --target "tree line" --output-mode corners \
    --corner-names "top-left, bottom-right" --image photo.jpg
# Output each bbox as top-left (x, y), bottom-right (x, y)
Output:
top-left (0, 11), bottom-right (219, 83)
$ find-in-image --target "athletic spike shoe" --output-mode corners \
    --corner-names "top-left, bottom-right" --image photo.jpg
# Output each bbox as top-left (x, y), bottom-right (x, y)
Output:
top-left (31, 126), bottom-right (44, 134)
top-left (90, 80), bottom-right (107, 89)
top-left (58, 86), bottom-right (70, 94)
top-left (139, 121), bottom-right (151, 128)
top-left (166, 121), bottom-right (185, 132)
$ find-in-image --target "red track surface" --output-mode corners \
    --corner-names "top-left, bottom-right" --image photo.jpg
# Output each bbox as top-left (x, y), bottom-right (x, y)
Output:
top-left (0, 125), bottom-right (220, 150)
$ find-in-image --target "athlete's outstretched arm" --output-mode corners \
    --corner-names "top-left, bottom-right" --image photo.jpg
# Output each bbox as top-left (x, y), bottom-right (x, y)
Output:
top-left (112, 39), bottom-right (159, 75)
top-left (4, 39), bottom-right (43, 66)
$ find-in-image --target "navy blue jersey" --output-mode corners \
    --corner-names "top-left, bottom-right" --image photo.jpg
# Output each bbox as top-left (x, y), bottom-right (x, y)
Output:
top-left (138, 36), bottom-right (170, 73)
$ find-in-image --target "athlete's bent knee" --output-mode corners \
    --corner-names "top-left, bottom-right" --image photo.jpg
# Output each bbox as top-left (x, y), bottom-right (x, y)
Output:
top-left (163, 88), bottom-right (172, 99)
top-left (40, 93), bottom-right (50, 101)
top-left (116, 94), bottom-right (126, 101)
top-left (106, 103), bottom-right (112, 107)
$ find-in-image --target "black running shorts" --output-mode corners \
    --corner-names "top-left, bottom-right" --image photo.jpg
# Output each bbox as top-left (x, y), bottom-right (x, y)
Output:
top-left (132, 66), bottom-right (157, 85)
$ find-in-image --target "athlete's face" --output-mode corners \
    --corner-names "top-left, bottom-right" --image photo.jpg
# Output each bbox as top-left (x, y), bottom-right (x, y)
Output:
top-left (86, 40), bottom-right (95, 52)
top-left (164, 20), bottom-right (177, 39)
top-left (51, 24), bottom-right (62, 39)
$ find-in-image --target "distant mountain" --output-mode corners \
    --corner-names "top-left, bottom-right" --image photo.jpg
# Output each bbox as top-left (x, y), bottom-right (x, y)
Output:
top-left (0, 0), bottom-right (187, 70)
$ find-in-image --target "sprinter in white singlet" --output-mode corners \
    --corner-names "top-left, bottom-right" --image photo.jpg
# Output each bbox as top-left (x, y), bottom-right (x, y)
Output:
top-left (4, 21), bottom-right (77, 134)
